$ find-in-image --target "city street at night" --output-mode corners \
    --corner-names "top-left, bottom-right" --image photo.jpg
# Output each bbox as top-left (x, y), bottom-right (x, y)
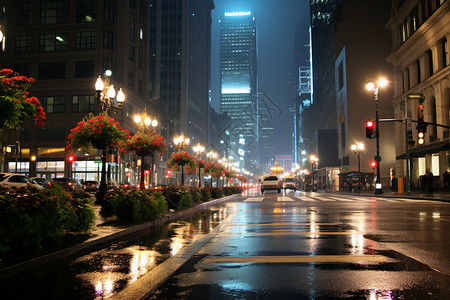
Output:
top-left (2, 189), bottom-right (449, 299)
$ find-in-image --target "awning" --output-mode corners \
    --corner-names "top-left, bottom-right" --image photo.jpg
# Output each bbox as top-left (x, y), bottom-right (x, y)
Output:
top-left (396, 140), bottom-right (450, 159)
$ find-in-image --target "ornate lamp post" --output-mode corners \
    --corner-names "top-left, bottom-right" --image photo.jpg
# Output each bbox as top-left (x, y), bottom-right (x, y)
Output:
top-left (134, 110), bottom-right (158, 189)
top-left (366, 78), bottom-right (388, 195)
top-left (174, 134), bottom-right (190, 185)
top-left (94, 71), bottom-right (125, 202)
top-left (351, 142), bottom-right (364, 191)
top-left (206, 150), bottom-right (217, 161)
top-left (193, 143), bottom-right (205, 187)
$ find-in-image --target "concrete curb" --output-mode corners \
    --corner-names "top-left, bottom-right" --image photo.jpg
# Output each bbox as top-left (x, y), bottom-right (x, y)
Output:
top-left (0, 194), bottom-right (238, 282)
top-left (325, 191), bottom-right (450, 202)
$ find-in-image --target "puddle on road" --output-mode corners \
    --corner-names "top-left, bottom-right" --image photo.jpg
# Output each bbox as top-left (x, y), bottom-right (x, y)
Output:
top-left (1, 207), bottom-right (231, 299)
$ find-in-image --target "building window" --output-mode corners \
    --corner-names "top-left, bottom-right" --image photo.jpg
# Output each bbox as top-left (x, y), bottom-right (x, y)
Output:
top-left (17, 2), bottom-right (33, 26)
top-left (129, 44), bottom-right (135, 62)
top-left (40, 0), bottom-right (69, 25)
top-left (77, 0), bottom-right (96, 23)
top-left (416, 59), bottom-right (421, 84)
top-left (128, 72), bottom-right (135, 90)
top-left (76, 32), bottom-right (96, 50)
top-left (139, 27), bottom-right (144, 40)
top-left (72, 95), bottom-right (94, 113)
top-left (16, 35), bottom-right (32, 53)
top-left (442, 37), bottom-right (449, 67)
top-left (38, 62), bottom-right (66, 79)
top-left (103, 59), bottom-right (114, 76)
top-left (432, 153), bottom-right (439, 175)
top-left (126, 105), bottom-right (132, 119)
top-left (130, 0), bottom-right (136, 9)
top-left (75, 61), bottom-right (95, 78)
top-left (104, 0), bottom-right (115, 23)
top-left (103, 31), bottom-right (114, 49)
top-left (129, 17), bottom-right (136, 37)
top-left (430, 97), bottom-right (437, 138)
top-left (428, 49), bottom-right (434, 76)
top-left (39, 33), bottom-right (68, 51)
top-left (41, 96), bottom-right (66, 114)
top-left (138, 79), bottom-right (143, 96)
top-left (13, 63), bottom-right (30, 77)
top-left (406, 68), bottom-right (410, 90)
top-left (337, 62), bottom-right (344, 91)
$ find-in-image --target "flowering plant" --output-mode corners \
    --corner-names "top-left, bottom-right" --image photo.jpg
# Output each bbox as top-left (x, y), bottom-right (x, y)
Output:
top-left (204, 162), bottom-right (225, 178)
top-left (197, 159), bottom-right (207, 169)
top-left (167, 151), bottom-right (197, 172)
top-left (0, 69), bottom-right (46, 128)
top-left (120, 130), bottom-right (167, 156)
top-left (67, 113), bottom-right (130, 153)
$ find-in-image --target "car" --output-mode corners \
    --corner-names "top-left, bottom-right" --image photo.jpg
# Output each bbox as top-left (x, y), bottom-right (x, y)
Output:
top-left (50, 177), bottom-right (84, 191)
top-left (82, 180), bottom-right (99, 193)
top-left (119, 182), bottom-right (136, 189)
top-left (282, 176), bottom-right (298, 191)
top-left (31, 177), bottom-right (50, 187)
top-left (0, 173), bottom-right (43, 189)
top-left (260, 175), bottom-right (282, 194)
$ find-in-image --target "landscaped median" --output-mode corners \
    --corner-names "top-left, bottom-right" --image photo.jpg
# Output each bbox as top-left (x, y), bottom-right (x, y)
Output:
top-left (0, 184), bottom-right (243, 280)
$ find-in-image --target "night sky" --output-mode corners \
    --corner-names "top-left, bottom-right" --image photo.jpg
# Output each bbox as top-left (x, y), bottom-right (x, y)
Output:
top-left (210, 0), bottom-right (310, 156)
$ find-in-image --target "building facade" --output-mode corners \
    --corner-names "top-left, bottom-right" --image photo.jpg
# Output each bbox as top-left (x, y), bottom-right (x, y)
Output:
top-left (149, 0), bottom-right (214, 149)
top-left (386, 0), bottom-right (449, 190)
top-left (0, 0), bottom-right (152, 184)
top-left (219, 11), bottom-right (257, 170)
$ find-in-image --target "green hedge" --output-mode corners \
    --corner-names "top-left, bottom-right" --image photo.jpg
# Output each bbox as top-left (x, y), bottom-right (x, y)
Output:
top-left (100, 188), bottom-right (168, 221)
top-left (0, 185), bottom-right (95, 254)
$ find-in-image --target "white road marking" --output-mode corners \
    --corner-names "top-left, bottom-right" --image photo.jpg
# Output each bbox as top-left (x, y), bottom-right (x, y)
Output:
top-left (243, 197), bottom-right (264, 202)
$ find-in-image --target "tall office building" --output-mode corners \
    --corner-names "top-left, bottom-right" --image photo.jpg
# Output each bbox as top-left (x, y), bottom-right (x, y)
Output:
top-left (149, 0), bottom-right (214, 148)
top-left (0, 0), bottom-right (151, 183)
top-left (219, 11), bottom-right (257, 169)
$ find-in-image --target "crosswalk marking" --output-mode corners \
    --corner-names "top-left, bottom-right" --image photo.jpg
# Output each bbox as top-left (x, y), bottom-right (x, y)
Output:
top-left (294, 196), bottom-right (316, 202)
top-left (243, 197), bottom-right (264, 202)
top-left (277, 196), bottom-right (294, 202)
top-left (326, 196), bottom-right (353, 202)
top-left (202, 255), bottom-right (392, 264)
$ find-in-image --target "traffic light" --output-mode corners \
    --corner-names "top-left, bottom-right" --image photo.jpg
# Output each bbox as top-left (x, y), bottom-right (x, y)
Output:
top-left (417, 104), bottom-right (424, 122)
top-left (417, 126), bottom-right (425, 145)
top-left (370, 160), bottom-right (377, 168)
top-left (67, 154), bottom-right (75, 163)
top-left (366, 120), bottom-right (374, 139)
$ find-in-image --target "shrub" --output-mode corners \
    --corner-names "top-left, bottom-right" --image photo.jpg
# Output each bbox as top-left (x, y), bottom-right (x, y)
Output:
top-left (192, 191), bottom-right (203, 203)
top-left (0, 184), bottom-right (95, 254)
top-left (100, 188), bottom-right (168, 221)
top-left (209, 187), bottom-right (224, 199)
top-left (200, 188), bottom-right (211, 202)
top-left (178, 193), bottom-right (193, 208)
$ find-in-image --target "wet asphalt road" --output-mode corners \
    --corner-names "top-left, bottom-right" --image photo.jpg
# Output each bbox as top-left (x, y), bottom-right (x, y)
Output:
top-left (147, 189), bottom-right (450, 299)
top-left (2, 189), bottom-right (450, 299)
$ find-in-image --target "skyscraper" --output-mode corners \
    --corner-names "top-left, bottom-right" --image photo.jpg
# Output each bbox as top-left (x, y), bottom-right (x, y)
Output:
top-left (219, 11), bottom-right (257, 170)
top-left (149, 0), bottom-right (214, 147)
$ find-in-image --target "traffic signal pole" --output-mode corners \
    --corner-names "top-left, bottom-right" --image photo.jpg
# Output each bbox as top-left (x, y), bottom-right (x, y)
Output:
top-left (374, 91), bottom-right (383, 194)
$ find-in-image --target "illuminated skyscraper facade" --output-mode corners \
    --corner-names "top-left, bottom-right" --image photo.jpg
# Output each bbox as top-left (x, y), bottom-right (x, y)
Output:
top-left (219, 11), bottom-right (257, 169)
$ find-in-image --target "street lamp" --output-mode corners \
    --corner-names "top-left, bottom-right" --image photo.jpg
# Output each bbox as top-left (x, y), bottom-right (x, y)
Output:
top-left (351, 142), bottom-right (364, 191)
top-left (206, 150), bottom-right (217, 161)
top-left (94, 71), bottom-right (126, 202)
top-left (310, 155), bottom-right (317, 191)
top-left (134, 110), bottom-right (158, 189)
top-left (366, 78), bottom-right (388, 195)
top-left (174, 134), bottom-right (190, 185)
top-left (193, 143), bottom-right (205, 187)
top-left (174, 134), bottom-right (190, 151)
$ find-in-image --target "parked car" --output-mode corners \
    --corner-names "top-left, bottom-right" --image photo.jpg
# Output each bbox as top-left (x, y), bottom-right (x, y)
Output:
top-left (82, 180), bottom-right (99, 193)
top-left (31, 177), bottom-right (50, 187)
top-left (0, 173), bottom-right (43, 189)
top-left (50, 177), bottom-right (83, 191)
top-left (260, 175), bottom-right (282, 194)
top-left (119, 182), bottom-right (136, 189)
top-left (282, 176), bottom-right (298, 191)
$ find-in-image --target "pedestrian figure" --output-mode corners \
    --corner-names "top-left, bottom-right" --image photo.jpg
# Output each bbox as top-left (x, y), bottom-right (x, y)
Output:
top-left (425, 169), bottom-right (433, 193)
top-left (443, 171), bottom-right (450, 190)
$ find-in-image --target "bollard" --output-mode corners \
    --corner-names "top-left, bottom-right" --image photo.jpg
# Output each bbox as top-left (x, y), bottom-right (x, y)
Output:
top-left (397, 176), bottom-right (404, 194)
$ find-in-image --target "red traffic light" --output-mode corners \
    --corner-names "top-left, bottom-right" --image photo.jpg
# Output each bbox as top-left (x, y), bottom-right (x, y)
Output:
top-left (370, 160), bottom-right (377, 168)
top-left (366, 120), bottom-right (373, 128)
top-left (166, 169), bottom-right (172, 175)
top-left (67, 155), bottom-right (75, 163)
top-left (366, 120), bottom-right (374, 139)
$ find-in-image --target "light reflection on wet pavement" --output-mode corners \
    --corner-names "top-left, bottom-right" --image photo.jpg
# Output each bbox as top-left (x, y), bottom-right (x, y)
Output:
top-left (1, 206), bottom-right (233, 299)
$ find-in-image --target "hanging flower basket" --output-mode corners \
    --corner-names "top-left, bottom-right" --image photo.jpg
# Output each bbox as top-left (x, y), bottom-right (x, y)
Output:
top-left (67, 113), bottom-right (130, 153)
top-left (0, 69), bottom-right (46, 129)
top-left (119, 130), bottom-right (167, 157)
top-left (167, 151), bottom-right (197, 172)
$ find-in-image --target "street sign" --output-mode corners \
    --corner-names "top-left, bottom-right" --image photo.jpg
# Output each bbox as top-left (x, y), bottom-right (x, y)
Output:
top-left (407, 93), bottom-right (425, 103)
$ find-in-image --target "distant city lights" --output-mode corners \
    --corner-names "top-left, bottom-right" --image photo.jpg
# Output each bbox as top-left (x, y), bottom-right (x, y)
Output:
top-left (225, 11), bottom-right (251, 17)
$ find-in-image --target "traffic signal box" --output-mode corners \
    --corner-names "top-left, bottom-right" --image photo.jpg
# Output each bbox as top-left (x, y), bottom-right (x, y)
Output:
top-left (370, 160), bottom-right (377, 168)
top-left (366, 120), bottom-right (374, 139)
top-left (416, 104), bottom-right (426, 145)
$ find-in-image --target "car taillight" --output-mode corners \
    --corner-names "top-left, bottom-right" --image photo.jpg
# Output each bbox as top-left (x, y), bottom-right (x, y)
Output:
top-left (68, 182), bottom-right (72, 186)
